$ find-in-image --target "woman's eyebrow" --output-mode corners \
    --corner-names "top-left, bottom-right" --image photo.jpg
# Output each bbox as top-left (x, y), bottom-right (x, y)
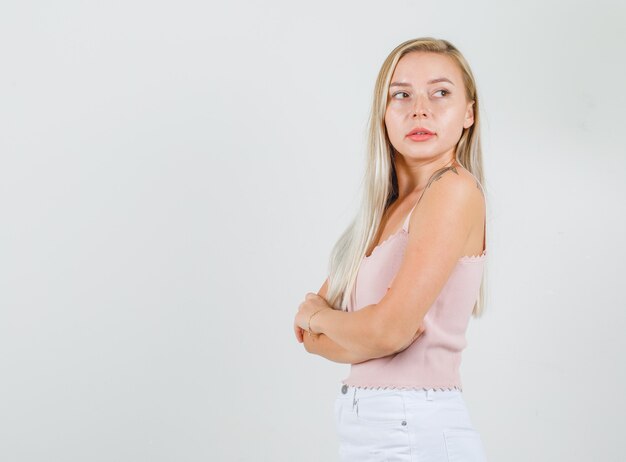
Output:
top-left (390, 77), bottom-right (455, 87)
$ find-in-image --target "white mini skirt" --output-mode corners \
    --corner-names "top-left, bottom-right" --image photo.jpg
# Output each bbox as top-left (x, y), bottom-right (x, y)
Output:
top-left (334, 383), bottom-right (488, 462)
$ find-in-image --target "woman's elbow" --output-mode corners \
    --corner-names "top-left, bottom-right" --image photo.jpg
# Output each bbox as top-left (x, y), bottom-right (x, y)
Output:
top-left (378, 318), bottom-right (424, 355)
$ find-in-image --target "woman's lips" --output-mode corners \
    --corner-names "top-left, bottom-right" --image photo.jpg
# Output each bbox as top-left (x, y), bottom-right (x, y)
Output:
top-left (407, 133), bottom-right (435, 141)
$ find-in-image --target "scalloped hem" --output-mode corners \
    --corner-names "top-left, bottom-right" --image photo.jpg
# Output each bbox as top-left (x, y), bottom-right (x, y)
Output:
top-left (459, 249), bottom-right (487, 262)
top-left (363, 229), bottom-right (406, 260)
top-left (341, 382), bottom-right (463, 392)
top-left (364, 229), bottom-right (487, 264)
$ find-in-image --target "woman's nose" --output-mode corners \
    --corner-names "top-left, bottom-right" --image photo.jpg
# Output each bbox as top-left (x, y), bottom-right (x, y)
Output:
top-left (411, 95), bottom-right (430, 117)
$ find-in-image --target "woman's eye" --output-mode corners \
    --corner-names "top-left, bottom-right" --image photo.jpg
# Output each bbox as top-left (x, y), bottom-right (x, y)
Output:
top-left (435, 89), bottom-right (450, 97)
top-left (392, 91), bottom-right (409, 99)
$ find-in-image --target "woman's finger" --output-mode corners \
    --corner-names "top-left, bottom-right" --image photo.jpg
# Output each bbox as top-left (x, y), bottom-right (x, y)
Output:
top-left (294, 321), bottom-right (303, 343)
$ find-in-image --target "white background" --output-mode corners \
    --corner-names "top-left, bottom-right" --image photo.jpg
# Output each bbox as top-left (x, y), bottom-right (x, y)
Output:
top-left (1, 1), bottom-right (625, 461)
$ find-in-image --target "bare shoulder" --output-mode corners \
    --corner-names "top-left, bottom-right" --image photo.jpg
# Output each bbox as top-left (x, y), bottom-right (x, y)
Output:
top-left (405, 164), bottom-right (484, 259)
top-left (414, 164), bottom-right (484, 220)
top-left (429, 163), bottom-right (482, 195)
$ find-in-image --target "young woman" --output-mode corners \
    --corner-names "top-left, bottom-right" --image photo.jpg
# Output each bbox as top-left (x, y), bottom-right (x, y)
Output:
top-left (293, 37), bottom-right (489, 462)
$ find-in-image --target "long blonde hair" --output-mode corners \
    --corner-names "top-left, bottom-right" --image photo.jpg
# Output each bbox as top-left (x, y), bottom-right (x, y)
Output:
top-left (325, 37), bottom-right (489, 317)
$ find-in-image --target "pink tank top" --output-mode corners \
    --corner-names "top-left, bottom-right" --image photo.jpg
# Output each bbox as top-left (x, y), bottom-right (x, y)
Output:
top-left (341, 198), bottom-right (487, 391)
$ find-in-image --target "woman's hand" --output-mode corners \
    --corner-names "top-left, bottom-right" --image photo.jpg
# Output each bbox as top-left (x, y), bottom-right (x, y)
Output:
top-left (294, 322), bottom-right (318, 343)
top-left (294, 292), bottom-right (332, 335)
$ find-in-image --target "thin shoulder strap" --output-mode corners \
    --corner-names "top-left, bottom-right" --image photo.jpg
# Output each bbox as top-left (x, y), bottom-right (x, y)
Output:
top-left (482, 208), bottom-right (487, 253)
top-left (400, 165), bottom-right (449, 233)
top-left (474, 176), bottom-right (487, 254)
top-left (401, 186), bottom-right (428, 233)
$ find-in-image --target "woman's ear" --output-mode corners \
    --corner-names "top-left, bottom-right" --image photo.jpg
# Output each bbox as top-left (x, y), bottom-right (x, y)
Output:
top-left (464, 100), bottom-right (475, 129)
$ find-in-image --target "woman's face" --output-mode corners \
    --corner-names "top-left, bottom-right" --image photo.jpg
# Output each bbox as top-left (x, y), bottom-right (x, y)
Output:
top-left (384, 51), bottom-right (474, 162)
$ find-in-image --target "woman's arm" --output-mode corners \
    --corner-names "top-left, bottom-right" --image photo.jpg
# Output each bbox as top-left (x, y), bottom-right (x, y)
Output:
top-left (302, 331), bottom-right (374, 364)
top-left (307, 303), bottom-right (390, 358)
top-left (300, 278), bottom-right (424, 363)
top-left (303, 314), bottom-right (425, 363)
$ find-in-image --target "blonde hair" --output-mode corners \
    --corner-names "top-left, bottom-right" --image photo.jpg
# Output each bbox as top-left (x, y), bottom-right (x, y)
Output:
top-left (325, 37), bottom-right (489, 317)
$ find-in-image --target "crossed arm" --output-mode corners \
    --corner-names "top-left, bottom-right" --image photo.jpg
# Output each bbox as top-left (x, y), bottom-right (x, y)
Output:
top-left (300, 279), bottom-right (424, 364)
top-left (302, 309), bottom-right (423, 364)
